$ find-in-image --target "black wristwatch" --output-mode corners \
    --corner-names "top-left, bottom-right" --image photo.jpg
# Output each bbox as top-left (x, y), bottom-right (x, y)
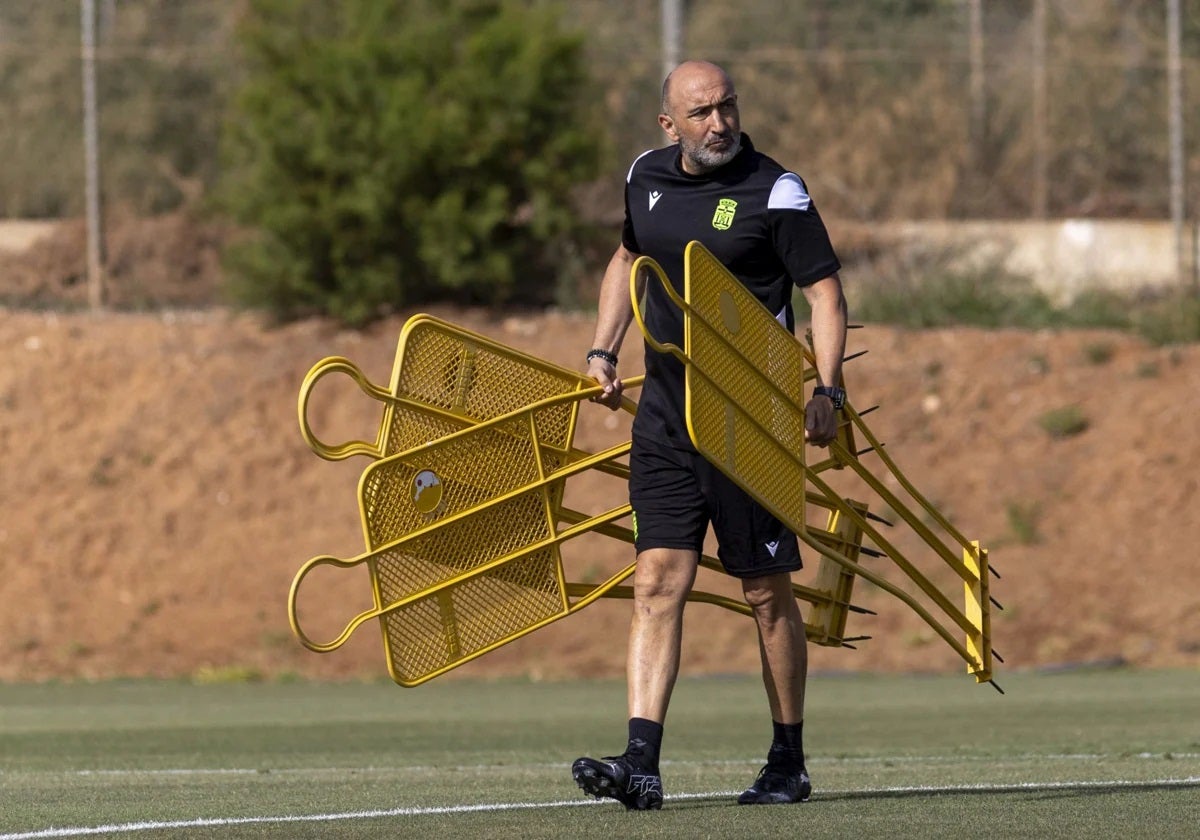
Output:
top-left (813, 385), bottom-right (846, 410)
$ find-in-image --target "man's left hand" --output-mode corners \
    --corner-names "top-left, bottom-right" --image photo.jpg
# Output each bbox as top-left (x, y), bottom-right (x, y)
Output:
top-left (803, 395), bottom-right (838, 447)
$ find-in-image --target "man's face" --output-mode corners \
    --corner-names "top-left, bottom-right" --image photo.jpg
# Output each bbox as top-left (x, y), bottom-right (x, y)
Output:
top-left (659, 68), bottom-right (741, 175)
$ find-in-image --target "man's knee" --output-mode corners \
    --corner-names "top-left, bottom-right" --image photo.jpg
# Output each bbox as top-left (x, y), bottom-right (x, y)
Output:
top-left (742, 573), bottom-right (800, 619)
top-left (634, 547), bottom-right (697, 605)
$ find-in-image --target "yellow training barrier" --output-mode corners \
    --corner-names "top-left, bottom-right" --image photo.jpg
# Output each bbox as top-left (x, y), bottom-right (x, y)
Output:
top-left (288, 314), bottom-right (876, 685)
top-left (631, 241), bottom-right (997, 687)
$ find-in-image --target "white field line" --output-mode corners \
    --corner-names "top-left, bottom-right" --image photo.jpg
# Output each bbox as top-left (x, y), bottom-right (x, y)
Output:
top-left (2, 777), bottom-right (1199, 840)
top-left (5, 751), bottom-right (1199, 778)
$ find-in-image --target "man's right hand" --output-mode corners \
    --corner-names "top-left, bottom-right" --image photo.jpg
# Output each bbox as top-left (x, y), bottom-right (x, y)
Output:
top-left (587, 359), bottom-right (624, 410)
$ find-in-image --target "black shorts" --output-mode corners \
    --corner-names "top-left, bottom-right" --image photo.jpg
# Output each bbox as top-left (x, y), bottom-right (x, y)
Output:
top-left (627, 434), bottom-right (803, 579)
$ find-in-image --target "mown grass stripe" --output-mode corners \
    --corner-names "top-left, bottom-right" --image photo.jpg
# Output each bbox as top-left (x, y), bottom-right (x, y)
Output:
top-left (3, 777), bottom-right (1198, 839)
top-left (3, 750), bottom-right (1195, 778)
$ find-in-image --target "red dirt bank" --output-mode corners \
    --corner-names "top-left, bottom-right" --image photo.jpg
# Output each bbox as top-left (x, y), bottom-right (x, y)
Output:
top-left (1, 306), bottom-right (1197, 683)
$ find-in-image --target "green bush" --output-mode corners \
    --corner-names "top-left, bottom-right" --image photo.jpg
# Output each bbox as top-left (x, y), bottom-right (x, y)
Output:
top-left (217, 0), bottom-right (605, 325)
top-left (1037, 405), bottom-right (1090, 439)
top-left (844, 245), bottom-right (1199, 345)
top-left (1057, 288), bottom-right (1133, 330)
top-left (1081, 341), bottom-right (1115, 365)
top-left (1004, 500), bottom-right (1042, 546)
top-left (1131, 289), bottom-right (1200, 346)
top-left (846, 247), bottom-right (1061, 329)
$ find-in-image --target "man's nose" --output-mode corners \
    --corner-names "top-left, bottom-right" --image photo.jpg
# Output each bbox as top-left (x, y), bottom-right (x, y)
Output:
top-left (706, 110), bottom-right (730, 135)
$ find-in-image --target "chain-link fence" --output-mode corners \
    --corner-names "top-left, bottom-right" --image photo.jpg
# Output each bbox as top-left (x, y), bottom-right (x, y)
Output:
top-left (1, 1), bottom-right (1198, 302)
top-left (583, 0), bottom-right (1200, 224)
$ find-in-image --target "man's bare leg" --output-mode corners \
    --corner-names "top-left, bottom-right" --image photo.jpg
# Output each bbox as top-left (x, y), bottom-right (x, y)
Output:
top-left (572, 546), bottom-right (697, 810)
top-left (738, 570), bottom-right (812, 804)
top-left (627, 547), bottom-right (700, 722)
top-left (743, 571), bottom-right (807, 723)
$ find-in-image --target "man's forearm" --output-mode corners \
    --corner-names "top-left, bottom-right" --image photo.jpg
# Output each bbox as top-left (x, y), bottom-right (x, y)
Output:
top-left (590, 245), bottom-right (638, 355)
top-left (806, 274), bottom-right (848, 388)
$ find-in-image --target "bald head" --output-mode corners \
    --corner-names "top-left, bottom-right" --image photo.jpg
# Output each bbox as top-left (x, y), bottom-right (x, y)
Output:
top-left (661, 60), bottom-right (734, 118)
top-left (658, 60), bottom-right (741, 175)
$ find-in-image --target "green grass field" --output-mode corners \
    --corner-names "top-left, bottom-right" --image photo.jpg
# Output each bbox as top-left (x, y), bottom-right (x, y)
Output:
top-left (1, 670), bottom-right (1197, 839)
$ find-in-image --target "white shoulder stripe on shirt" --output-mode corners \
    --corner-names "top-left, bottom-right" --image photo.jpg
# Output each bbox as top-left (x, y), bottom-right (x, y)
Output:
top-left (627, 149), bottom-right (655, 184)
top-left (768, 172), bottom-right (811, 212)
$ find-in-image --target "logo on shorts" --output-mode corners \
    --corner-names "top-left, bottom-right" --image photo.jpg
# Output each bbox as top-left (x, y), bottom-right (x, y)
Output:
top-left (764, 540), bottom-right (780, 558)
top-left (631, 511), bottom-right (639, 541)
top-left (712, 198), bottom-right (738, 230)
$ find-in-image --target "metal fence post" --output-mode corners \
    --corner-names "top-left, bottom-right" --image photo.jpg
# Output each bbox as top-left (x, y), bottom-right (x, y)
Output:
top-left (81, 0), bottom-right (104, 309)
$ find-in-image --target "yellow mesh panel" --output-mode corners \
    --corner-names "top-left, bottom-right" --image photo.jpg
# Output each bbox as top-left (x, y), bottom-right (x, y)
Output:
top-left (360, 416), bottom-right (561, 547)
top-left (290, 314), bottom-right (604, 684)
top-left (383, 320), bottom-right (579, 456)
top-left (689, 375), bottom-right (809, 533)
top-left (363, 403), bottom-right (571, 683)
top-left (684, 242), bottom-right (809, 532)
top-left (381, 549), bottom-right (563, 684)
top-left (378, 409), bottom-right (470, 460)
top-left (372, 490), bottom-right (550, 591)
top-left (349, 322), bottom-right (586, 683)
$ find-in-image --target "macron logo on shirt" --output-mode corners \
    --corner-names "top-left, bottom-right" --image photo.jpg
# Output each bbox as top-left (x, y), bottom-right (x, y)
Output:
top-left (649, 190), bottom-right (663, 211)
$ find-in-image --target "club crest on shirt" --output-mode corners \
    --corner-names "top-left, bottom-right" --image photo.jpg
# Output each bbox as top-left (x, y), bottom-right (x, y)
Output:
top-left (711, 198), bottom-right (738, 230)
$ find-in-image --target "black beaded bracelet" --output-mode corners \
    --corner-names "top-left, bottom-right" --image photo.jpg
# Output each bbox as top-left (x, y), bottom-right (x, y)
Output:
top-left (586, 348), bottom-right (618, 366)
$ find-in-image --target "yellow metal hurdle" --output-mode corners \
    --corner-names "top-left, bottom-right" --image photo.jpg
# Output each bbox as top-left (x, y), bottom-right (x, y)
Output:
top-left (631, 241), bottom-right (997, 688)
top-left (289, 315), bottom-right (878, 686)
top-left (289, 245), bottom-right (998, 689)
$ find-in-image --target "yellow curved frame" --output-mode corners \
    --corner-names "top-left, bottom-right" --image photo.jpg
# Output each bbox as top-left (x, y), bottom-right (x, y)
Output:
top-left (288, 255), bottom-right (996, 688)
top-left (288, 314), bottom-right (878, 686)
top-left (631, 242), bottom-right (994, 684)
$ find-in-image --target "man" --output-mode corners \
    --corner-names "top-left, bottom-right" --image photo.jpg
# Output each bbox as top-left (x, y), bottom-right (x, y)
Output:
top-left (571, 60), bottom-right (848, 810)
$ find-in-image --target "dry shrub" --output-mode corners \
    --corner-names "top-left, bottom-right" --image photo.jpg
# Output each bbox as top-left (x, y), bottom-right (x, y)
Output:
top-left (0, 210), bottom-right (226, 309)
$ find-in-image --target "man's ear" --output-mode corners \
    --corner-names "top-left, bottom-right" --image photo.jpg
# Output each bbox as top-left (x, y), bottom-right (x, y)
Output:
top-left (658, 113), bottom-right (679, 142)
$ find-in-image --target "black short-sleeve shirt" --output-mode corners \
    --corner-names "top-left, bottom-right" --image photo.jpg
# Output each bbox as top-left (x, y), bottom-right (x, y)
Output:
top-left (623, 133), bottom-right (841, 447)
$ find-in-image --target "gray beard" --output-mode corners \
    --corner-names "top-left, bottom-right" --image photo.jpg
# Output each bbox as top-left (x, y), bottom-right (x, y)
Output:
top-left (682, 135), bottom-right (741, 173)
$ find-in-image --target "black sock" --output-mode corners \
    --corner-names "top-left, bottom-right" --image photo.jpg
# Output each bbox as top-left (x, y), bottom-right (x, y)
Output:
top-left (769, 720), bottom-right (805, 770)
top-left (626, 717), bottom-right (663, 770)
